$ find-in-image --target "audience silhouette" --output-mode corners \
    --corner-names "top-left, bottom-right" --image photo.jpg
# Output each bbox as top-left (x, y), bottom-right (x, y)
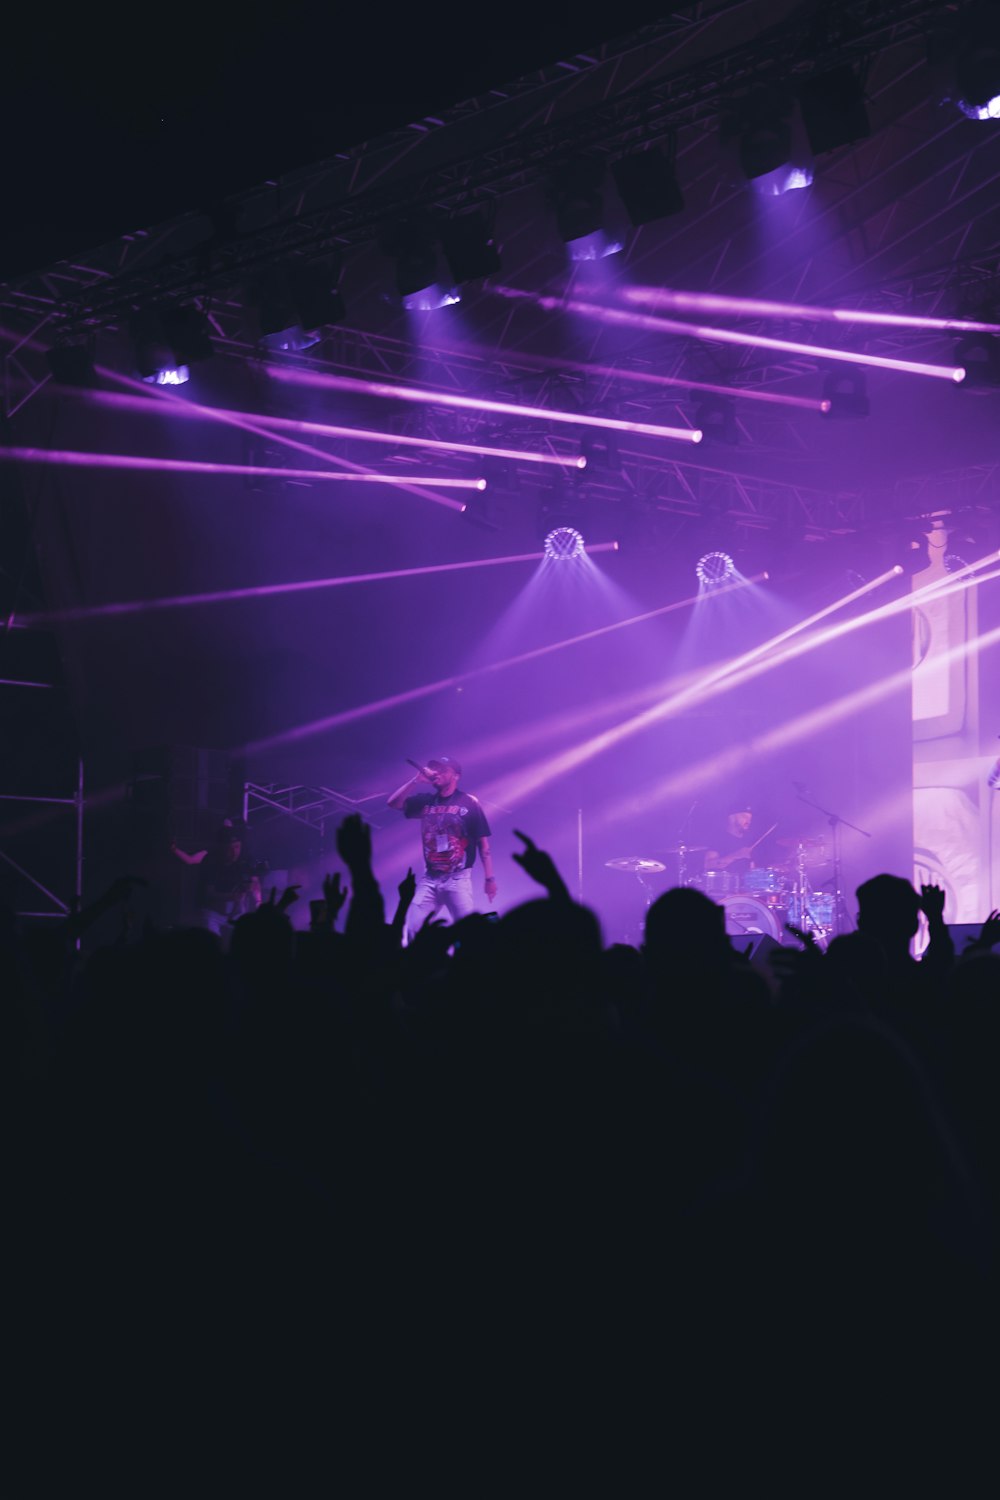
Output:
top-left (4, 822), bottom-right (997, 1483)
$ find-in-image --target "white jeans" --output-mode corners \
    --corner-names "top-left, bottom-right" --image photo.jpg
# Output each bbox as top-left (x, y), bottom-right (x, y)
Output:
top-left (405, 867), bottom-right (477, 940)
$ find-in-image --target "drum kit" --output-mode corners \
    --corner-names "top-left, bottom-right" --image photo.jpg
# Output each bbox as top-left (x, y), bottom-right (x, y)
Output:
top-left (606, 835), bottom-right (836, 945)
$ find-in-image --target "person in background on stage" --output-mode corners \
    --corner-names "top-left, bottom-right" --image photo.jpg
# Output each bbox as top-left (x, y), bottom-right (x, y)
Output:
top-left (386, 756), bottom-right (495, 938)
top-left (170, 819), bottom-right (262, 936)
top-left (703, 801), bottom-right (757, 879)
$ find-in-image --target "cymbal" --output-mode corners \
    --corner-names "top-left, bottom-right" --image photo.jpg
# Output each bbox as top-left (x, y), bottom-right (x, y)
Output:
top-left (606, 856), bottom-right (667, 874)
top-left (658, 844), bottom-right (707, 855)
top-left (776, 835), bottom-right (825, 848)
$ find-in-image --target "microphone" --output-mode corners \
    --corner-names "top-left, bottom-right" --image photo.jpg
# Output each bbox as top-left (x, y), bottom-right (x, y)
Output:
top-left (406, 757), bottom-right (432, 778)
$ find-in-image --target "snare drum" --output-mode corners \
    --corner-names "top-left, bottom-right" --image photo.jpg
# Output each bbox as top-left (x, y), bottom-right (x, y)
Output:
top-left (719, 894), bottom-right (782, 941)
top-left (691, 869), bottom-right (740, 895)
top-left (786, 892), bottom-right (835, 931)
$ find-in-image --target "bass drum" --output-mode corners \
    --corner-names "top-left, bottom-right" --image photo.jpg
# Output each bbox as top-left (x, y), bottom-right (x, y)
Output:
top-left (719, 893), bottom-right (782, 941)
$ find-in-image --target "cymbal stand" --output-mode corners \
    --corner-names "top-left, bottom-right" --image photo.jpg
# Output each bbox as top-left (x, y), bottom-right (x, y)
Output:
top-left (793, 790), bottom-right (871, 938)
top-left (635, 870), bottom-right (655, 911)
top-left (789, 842), bottom-right (827, 949)
top-left (675, 841), bottom-right (690, 888)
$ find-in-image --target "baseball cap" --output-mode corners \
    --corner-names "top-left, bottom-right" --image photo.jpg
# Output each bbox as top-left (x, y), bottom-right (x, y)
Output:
top-left (429, 756), bottom-right (462, 777)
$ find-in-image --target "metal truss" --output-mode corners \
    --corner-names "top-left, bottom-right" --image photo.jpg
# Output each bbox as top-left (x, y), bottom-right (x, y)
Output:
top-left (0, 760), bottom-right (84, 920)
top-left (242, 782), bottom-right (386, 842)
top-left (0, 0), bottom-right (959, 336)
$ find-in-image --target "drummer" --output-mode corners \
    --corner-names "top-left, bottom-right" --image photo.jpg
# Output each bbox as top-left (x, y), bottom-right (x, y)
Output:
top-left (703, 801), bottom-right (757, 879)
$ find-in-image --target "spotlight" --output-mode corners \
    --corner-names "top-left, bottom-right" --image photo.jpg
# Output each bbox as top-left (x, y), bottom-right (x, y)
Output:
top-left (130, 307), bottom-right (212, 386)
top-left (380, 219), bottom-right (459, 310)
top-left (821, 368), bottom-right (869, 418)
top-left (611, 148), bottom-right (684, 226)
top-left (723, 87), bottom-right (813, 195)
top-left (441, 212), bottom-right (501, 284)
top-left (696, 550), bottom-right (736, 587)
top-left (798, 66), bottom-right (870, 155)
top-left (933, 2), bottom-right (1000, 120)
top-left (953, 332), bottom-right (1000, 388)
top-left (955, 2), bottom-right (1000, 118)
top-left (544, 526), bottom-right (586, 560)
top-left (253, 262), bottom-right (345, 352)
top-left (549, 159), bottom-right (622, 260)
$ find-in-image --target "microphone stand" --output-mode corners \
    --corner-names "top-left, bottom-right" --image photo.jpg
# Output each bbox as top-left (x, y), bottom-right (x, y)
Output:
top-left (793, 789), bottom-right (871, 937)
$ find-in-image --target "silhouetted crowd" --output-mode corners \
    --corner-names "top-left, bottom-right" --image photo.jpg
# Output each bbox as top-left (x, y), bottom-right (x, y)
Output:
top-left (5, 816), bottom-right (999, 1487)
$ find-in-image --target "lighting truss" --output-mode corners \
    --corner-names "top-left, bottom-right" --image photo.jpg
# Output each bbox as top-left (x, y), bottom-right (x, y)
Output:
top-left (0, 1), bottom-right (957, 336)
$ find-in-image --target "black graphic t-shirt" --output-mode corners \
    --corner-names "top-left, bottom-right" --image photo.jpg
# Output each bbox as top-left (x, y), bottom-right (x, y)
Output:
top-left (403, 790), bottom-right (491, 876)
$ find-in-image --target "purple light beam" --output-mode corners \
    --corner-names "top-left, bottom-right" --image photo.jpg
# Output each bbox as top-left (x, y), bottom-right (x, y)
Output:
top-left (266, 366), bottom-right (704, 443)
top-left (0, 447), bottom-right (483, 490)
top-left (83, 389), bottom-right (588, 470)
top-left (493, 287), bottom-right (967, 383)
top-left (16, 544), bottom-right (620, 627)
top-left (243, 573), bottom-right (757, 755)
top-left (94, 365), bottom-right (469, 512)
top-left (624, 285), bottom-right (1000, 335)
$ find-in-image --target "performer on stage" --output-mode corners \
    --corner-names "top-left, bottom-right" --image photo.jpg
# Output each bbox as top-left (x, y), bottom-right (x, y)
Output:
top-left (387, 756), bottom-right (496, 936)
top-left (170, 820), bottom-right (262, 935)
top-left (703, 801), bottom-right (757, 879)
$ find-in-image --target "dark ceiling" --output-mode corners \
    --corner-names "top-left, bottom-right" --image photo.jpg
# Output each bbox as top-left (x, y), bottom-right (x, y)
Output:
top-left (3, 1), bottom-right (670, 279)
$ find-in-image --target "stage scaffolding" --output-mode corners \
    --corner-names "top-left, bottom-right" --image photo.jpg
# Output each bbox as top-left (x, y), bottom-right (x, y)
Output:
top-left (241, 781), bottom-right (384, 849)
top-left (0, 757), bottom-right (84, 921)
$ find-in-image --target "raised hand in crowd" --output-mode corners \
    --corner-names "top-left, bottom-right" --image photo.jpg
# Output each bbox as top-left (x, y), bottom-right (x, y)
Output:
top-left (919, 883), bottom-right (947, 923)
top-left (335, 814), bottom-right (385, 942)
top-left (512, 829), bottom-right (570, 901)
top-left (67, 874), bottom-right (149, 939)
top-left (391, 867), bottom-right (417, 939)
top-left (966, 908), bottom-right (1000, 954)
top-left (308, 871), bottom-right (348, 933)
top-left (275, 883), bottom-right (301, 914)
top-left (336, 813), bottom-right (374, 874)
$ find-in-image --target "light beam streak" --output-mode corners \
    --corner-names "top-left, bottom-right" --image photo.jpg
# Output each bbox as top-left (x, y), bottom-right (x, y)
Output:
top-left (0, 447), bottom-right (482, 488)
top-left (94, 364), bottom-right (469, 512)
top-left (266, 365), bottom-right (704, 443)
top-left (625, 285), bottom-right (1000, 335)
top-left (242, 575), bottom-right (759, 755)
top-left (16, 545), bottom-right (620, 626)
top-left (83, 389), bottom-right (587, 470)
top-left (481, 561), bottom-right (1000, 808)
top-left (493, 287), bottom-right (967, 383)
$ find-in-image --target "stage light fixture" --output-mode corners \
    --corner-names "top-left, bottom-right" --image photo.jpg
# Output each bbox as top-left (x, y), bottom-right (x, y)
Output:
top-left (253, 262), bottom-right (344, 352)
top-left (932, 2), bottom-right (1000, 120)
top-left (953, 332), bottom-right (1000, 388)
top-left (955, 4), bottom-right (1000, 118)
top-left (798, 66), bottom-right (870, 155)
top-left (380, 219), bottom-right (459, 310)
top-left (441, 212), bottom-right (501, 283)
top-left (723, 86), bottom-right (813, 196)
top-left (696, 550), bottom-right (736, 587)
top-left (821, 368), bottom-right (869, 418)
top-left (611, 148), bottom-right (684, 226)
top-left (544, 526), bottom-right (586, 560)
top-left (130, 307), bottom-right (207, 386)
top-left (549, 158), bottom-right (622, 260)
